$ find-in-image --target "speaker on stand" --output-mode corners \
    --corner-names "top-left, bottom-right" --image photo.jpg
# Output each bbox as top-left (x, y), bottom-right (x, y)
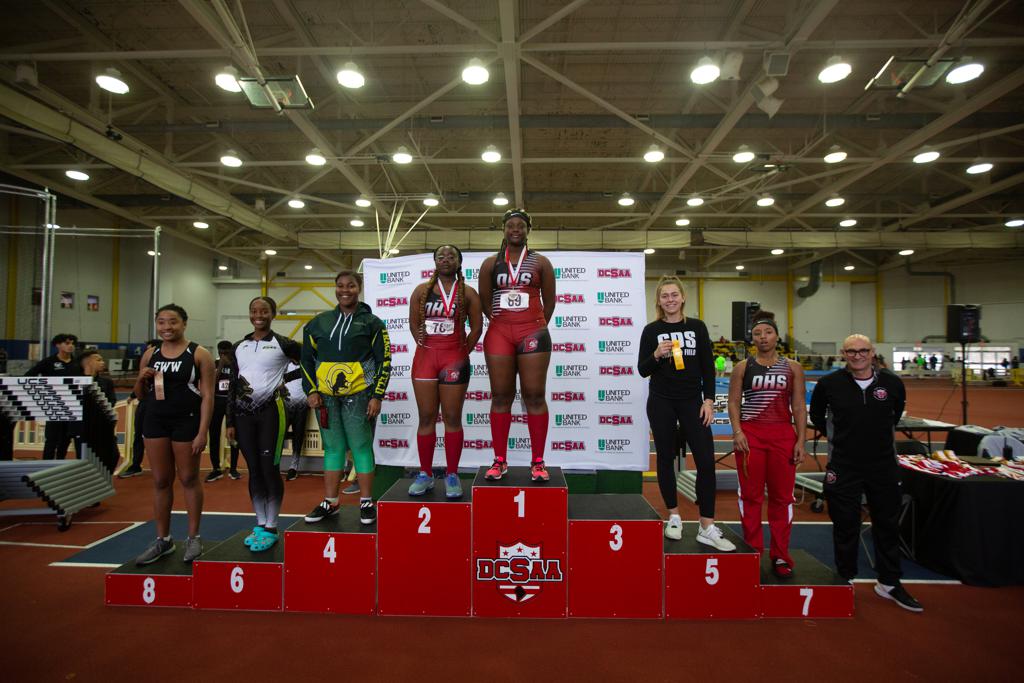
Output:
top-left (947, 304), bottom-right (982, 425)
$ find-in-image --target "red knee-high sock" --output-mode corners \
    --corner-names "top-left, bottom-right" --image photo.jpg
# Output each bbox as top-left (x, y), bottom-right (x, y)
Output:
top-left (444, 429), bottom-right (464, 475)
top-left (527, 412), bottom-right (549, 463)
top-left (490, 411), bottom-right (512, 462)
top-left (416, 432), bottom-right (436, 474)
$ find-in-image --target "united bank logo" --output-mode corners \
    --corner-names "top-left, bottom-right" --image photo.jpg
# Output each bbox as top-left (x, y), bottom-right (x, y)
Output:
top-left (553, 315), bottom-right (588, 329)
top-left (464, 267), bottom-right (482, 281)
top-left (554, 364), bottom-right (588, 378)
top-left (465, 413), bottom-right (526, 426)
top-left (598, 340), bottom-right (631, 354)
top-left (379, 412), bottom-right (412, 426)
top-left (507, 437), bottom-right (531, 452)
top-left (598, 438), bottom-right (631, 452)
top-left (598, 389), bottom-right (632, 403)
top-left (554, 413), bottom-right (588, 427)
top-left (379, 271), bottom-right (411, 285)
top-left (390, 364), bottom-right (412, 378)
top-left (553, 267), bottom-right (586, 280)
top-left (475, 541), bottom-right (563, 603)
top-left (472, 363), bottom-right (489, 377)
top-left (596, 291), bottom-right (629, 305)
top-left (385, 317), bottom-right (409, 331)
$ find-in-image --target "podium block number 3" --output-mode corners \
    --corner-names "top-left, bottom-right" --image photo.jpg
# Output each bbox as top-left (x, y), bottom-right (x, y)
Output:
top-left (608, 524), bottom-right (623, 552)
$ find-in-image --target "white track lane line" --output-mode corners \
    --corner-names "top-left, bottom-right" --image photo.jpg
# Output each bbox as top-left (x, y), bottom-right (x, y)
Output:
top-left (0, 541), bottom-right (87, 549)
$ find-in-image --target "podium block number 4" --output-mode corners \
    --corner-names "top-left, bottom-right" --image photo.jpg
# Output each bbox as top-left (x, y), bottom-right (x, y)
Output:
top-left (230, 566), bottom-right (244, 594)
top-left (142, 577), bottom-right (156, 604)
top-left (800, 587), bottom-right (813, 616)
top-left (609, 524), bottom-right (623, 552)
top-left (705, 558), bottom-right (719, 586)
top-left (418, 507), bottom-right (431, 534)
top-left (323, 537), bottom-right (336, 563)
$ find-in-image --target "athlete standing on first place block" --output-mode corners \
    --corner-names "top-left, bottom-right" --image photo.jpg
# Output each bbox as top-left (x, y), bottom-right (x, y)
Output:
top-left (479, 209), bottom-right (556, 482)
top-left (133, 304), bottom-right (215, 565)
top-left (728, 311), bottom-right (807, 578)
top-left (227, 296), bottom-right (300, 553)
top-left (638, 277), bottom-right (735, 551)
top-left (408, 245), bottom-right (483, 498)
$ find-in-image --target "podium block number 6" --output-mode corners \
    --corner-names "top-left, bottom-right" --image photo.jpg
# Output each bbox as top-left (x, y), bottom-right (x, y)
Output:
top-left (230, 566), bottom-right (244, 594)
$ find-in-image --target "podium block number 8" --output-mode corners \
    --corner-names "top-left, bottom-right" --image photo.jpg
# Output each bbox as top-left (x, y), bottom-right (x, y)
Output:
top-left (142, 577), bottom-right (155, 604)
top-left (513, 490), bottom-right (525, 518)
top-left (705, 558), bottom-right (719, 585)
top-left (418, 506), bottom-right (431, 534)
top-left (608, 524), bottom-right (623, 551)
top-left (230, 566), bottom-right (244, 594)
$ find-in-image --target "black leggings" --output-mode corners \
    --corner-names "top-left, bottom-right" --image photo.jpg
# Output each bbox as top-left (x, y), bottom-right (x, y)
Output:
top-left (209, 398), bottom-right (239, 471)
top-left (646, 394), bottom-right (716, 518)
top-left (234, 400), bottom-right (285, 530)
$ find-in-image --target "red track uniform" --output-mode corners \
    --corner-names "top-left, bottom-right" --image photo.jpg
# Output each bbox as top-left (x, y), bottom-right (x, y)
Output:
top-left (483, 248), bottom-right (550, 356)
top-left (736, 357), bottom-right (797, 565)
top-left (412, 284), bottom-right (470, 384)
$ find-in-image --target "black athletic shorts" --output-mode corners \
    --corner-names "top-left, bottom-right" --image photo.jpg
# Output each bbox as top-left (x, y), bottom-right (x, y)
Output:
top-left (143, 409), bottom-right (200, 442)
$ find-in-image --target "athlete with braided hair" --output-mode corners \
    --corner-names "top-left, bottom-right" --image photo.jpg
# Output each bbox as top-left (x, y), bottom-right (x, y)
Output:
top-left (478, 209), bottom-right (556, 481)
top-left (408, 245), bottom-right (483, 498)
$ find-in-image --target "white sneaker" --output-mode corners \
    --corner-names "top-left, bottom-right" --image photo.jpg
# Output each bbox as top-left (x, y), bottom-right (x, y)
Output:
top-left (696, 523), bottom-right (736, 552)
top-left (664, 519), bottom-right (682, 541)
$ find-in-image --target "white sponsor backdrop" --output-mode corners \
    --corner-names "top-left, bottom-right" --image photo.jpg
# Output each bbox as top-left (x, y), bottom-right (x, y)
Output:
top-left (363, 251), bottom-right (649, 471)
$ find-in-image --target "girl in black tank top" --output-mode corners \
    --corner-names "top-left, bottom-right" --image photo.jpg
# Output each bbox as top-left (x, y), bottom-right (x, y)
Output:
top-left (131, 304), bottom-right (215, 567)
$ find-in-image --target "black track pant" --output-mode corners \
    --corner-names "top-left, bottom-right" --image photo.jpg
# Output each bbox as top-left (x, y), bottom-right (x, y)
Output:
top-left (234, 399), bottom-right (285, 530)
top-left (647, 394), bottom-right (716, 518)
top-left (129, 402), bottom-right (146, 468)
top-left (208, 397), bottom-right (239, 472)
top-left (43, 421), bottom-right (78, 460)
top-left (824, 457), bottom-right (903, 585)
top-left (286, 403), bottom-right (308, 469)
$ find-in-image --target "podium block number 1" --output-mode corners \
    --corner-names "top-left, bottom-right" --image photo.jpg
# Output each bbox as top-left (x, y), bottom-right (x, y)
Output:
top-left (514, 490), bottom-right (525, 518)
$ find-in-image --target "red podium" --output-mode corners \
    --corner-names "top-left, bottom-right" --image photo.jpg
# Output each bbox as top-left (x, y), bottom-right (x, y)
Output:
top-left (378, 477), bottom-right (472, 617)
top-left (664, 523), bottom-right (760, 619)
top-left (472, 466), bottom-right (568, 618)
top-left (193, 530), bottom-right (283, 611)
top-left (284, 509), bottom-right (377, 615)
top-left (567, 494), bottom-right (663, 619)
top-left (760, 549), bottom-right (854, 618)
top-left (105, 542), bottom-right (193, 608)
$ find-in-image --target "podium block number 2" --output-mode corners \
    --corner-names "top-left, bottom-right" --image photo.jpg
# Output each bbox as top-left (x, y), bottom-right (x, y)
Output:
top-left (230, 566), bottom-right (244, 594)
top-left (418, 507), bottom-right (432, 534)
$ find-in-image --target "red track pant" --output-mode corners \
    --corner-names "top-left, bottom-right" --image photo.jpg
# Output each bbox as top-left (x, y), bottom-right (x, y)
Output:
top-left (735, 421), bottom-right (797, 565)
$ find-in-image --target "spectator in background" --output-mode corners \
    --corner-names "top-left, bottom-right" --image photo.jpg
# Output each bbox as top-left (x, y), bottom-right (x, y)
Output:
top-left (715, 353), bottom-right (728, 378)
top-left (1012, 356), bottom-right (1020, 369)
top-left (205, 340), bottom-right (241, 482)
top-left (26, 333), bottom-right (81, 459)
top-left (78, 349), bottom-right (119, 464)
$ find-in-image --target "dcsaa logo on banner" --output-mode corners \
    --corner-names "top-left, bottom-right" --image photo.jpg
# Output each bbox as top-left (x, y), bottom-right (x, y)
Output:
top-left (364, 251), bottom-right (648, 471)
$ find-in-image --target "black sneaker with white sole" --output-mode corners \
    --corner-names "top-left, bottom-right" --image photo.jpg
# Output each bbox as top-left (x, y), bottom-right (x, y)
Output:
top-left (304, 499), bottom-right (339, 523)
top-left (875, 582), bottom-right (923, 612)
top-left (359, 500), bottom-right (376, 525)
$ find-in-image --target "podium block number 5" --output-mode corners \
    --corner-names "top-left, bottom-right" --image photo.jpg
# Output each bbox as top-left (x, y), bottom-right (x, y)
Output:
top-left (705, 558), bottom-right (719, 586)
top-left (230, 566), bottom-right (244, 594)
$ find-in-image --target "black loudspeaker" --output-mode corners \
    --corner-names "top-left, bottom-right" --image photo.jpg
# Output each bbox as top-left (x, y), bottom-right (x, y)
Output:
top-left (946, 304), bottom-right (982, 343)
top-left (731, 301), bottom-right (761, 342)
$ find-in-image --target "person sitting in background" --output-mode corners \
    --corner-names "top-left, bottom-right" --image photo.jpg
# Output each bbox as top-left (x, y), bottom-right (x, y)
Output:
top-left (27, 333), bottom-right (81, 460)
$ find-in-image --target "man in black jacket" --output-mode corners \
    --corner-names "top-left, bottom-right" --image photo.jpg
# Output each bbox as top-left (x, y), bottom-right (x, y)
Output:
top-left (809, 334), bottom-right (923, 613)
top-left (26, 333), bottom-right (81, 459)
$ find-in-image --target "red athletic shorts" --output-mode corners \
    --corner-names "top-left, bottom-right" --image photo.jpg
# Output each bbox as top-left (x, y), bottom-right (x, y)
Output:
top-left (483, 319), bottom-right (551, 356)
top-left (412, 345), bottom-right (471, 384)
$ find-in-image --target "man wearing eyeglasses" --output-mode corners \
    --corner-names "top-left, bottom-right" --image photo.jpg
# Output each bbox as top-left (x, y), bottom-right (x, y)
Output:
top-left (809, 334), bottom-right (923, 613)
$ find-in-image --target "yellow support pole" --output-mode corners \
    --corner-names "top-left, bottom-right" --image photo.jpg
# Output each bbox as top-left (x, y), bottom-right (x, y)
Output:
top-left (6, 200), bottom-right (18, 338)
top-left (875, 273), bottom-right (884, 342)
top-left (110, 237), bottom-right (120, 342)
top-left (697, 278), bottom-right (704, 320)
top-left (786, 270), bottom-right (794, 341)
top-left (261, 259), bottom-right (269, 297)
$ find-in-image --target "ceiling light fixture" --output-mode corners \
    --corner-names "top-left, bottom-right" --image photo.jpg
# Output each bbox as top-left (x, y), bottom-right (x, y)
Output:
top-left (461, 58), bottom-right (489, 85)
top-left (686, 194), bottom-right (704, 207)
top-left (946, 59), bottom-right (984, 85)
top-left (966, 160), bottom-right (992, 175)
top-left (423, 195), bottom-right (440, 207)
top-left (95, 67), bottom-right (129, 94)
top-left (756, 194), bottom-right (775, 207)
top-left (147, 250), bottom-right (157, 256)
top-left (735, 264), bottom-right (746, 271)
top-left (675, 218), bottom-right (690, 227)
top-left (732, 145), bottom-right (755, 163)
top-left (844, 264), bottom-right (855, 271)
top-left (214, 66), bottom-right (242, 92)
top-left (771, 248), bottom-right (785, 255)
top-left (643, 248), bottom-right (655, 255)
top-left (618, 192), bottom-right (636, 207)
top-left (392, 146), bottom-right (413, 164)
top-left (643, 144), bottom-right (665, 163)
top-left (350, 219), bottom-right (365, 227)
top-left (493, 192), bottom-right (509, 206)
top-left (1004, 218), bottom-right (1024, 228)
top-left (898, 249), bottom-right (915, 256)
top-left (690, 56), bottom-right (720, 85)
top-left (389, 248), bottom-right (400, 255)
top-left (288, 198), bottom-right (305, 209)
top-left (305, 148), bottom-right (327, 166)
top-left (264, 249), bottom-right (277, 256)
top-left (818, 55), bottom-right (852, 84)
top-left (218, 264), bottom-right (228, 271)
top-left (481, 145), bottom-right (502, 163)
top-left (65, 169), bottom-right (89, 181)
top-left (823, 145), bottom-right (847, 164)
top-left (192, 221), bottom-right (209, 229)
top-left (304, 264), bottom-right (313, 270)
top-left (839, 218), bottom-right (858, 227)
top-left (912, 148), bottom-right (940, 164)
top-left (355, 196), bottom-right (372, 208)
top-left (825, 195), bottom-right (845, 208)
top-left (336, 61), bottom-right (365, 89)
top-left (220, 150), bottom-right (243, 167)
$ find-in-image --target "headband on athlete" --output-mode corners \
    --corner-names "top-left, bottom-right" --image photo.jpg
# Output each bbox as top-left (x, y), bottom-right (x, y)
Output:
top-left (502, 208), bottom-right (532, 227)
top-left (751, 318), bottom-right (778, 334)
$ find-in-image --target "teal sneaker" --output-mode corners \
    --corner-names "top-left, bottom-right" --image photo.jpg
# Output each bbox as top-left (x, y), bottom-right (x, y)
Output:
top-left (243, 526), bottom-right (262, 547)
top-left (445, 473), bottom-right (463, 499)
top-left (408, 472), bottom-right (434, 496)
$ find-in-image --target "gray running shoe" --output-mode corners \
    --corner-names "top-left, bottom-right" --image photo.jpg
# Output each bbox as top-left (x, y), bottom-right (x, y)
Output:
top-left (182, 536), bottom-right (203, 563)
top-left (135, 537), bottom-right (175, 566)
top-left (341, 482), bottom-right (360, 495)
top-left (407, 472), bottom-right (434, 496)
top-left (445, 473), bottom-right (463, 499)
